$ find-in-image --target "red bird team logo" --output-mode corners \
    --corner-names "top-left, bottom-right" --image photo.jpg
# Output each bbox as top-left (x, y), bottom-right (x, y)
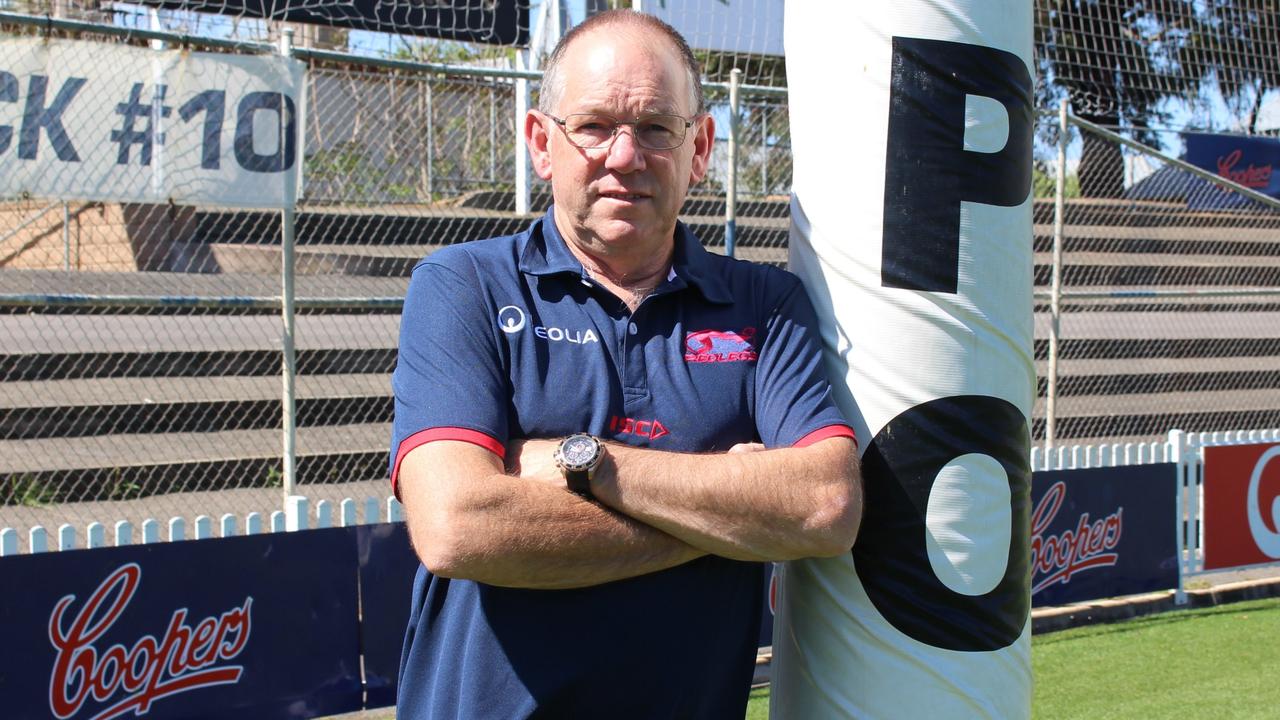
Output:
top-left (47, 563), bottom-right (253, 720)
top-left (684, 327), bottom-right (758, 363)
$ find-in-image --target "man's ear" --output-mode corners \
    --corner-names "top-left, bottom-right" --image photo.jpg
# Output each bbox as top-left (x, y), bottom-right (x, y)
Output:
top-left (688, 113), bottom-right (715, 185)
top-left (525, 110), bottom-right (555, 181)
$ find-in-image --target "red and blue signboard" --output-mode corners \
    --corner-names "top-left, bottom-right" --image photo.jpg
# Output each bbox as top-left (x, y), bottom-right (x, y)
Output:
top-left (1030, 464), bottom-right (1179, 607)
top-left (1185, 133), bottom-right (1280, 209)
top-left (0, 528), bottom-right (364, 719)
top-left (1202, 442), bottom-right (1280, 570)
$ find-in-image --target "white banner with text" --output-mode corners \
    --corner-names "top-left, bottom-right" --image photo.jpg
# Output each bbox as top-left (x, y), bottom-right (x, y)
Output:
top-left (1, 39), bottom-right (304, 208)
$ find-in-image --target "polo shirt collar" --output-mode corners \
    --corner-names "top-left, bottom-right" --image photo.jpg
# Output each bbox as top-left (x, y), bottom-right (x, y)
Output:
top-left (518, 206), bottom-right (734, 305)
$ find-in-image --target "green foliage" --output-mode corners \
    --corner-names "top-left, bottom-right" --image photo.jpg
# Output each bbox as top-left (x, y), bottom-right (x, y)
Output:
top-left (305, 141), bottom-right (418, 203)
top-left (106, 468), bottom-right (142, 501)
top-left (3, 474), bottom-right (56, 507)
top-left (1033, 167), bottom-right (1080, 199)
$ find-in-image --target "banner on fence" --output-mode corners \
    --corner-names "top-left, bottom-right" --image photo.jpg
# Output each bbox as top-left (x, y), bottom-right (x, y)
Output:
top-left (357, 521), bottom-right (420, 709)
top-left (642, 0), bottom-right (785, 56)
top-left (1031, 465), bottom-right (1179, 607)
top-left (0, 528), bottom-right (362, 720)
top-left (1203, 442), bottom-right (1280, 570)
top-left (1184, 133), bottom-right (1280, 209)
top-left (0, 38), bottom-right (304, 208)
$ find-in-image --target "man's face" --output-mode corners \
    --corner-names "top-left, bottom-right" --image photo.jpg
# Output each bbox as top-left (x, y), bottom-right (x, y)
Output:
top-left (527, 28), bottom-right (713, 260)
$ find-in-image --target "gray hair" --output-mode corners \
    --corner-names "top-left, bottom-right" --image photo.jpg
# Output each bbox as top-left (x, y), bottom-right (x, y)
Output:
top-left (538, 9), bottom-right (705, 116)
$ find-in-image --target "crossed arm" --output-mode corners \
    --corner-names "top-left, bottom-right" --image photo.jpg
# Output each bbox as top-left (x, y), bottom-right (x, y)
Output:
top-left (398, 435), bottom-right (861, 590)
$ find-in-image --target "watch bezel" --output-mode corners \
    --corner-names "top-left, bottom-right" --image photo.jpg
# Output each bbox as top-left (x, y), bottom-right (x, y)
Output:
top-left (555, 433), bottom-right (603, 496)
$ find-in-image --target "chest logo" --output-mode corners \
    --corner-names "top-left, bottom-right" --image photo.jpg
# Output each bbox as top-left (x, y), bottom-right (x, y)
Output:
top-left (610, 415), bottom-right (670, 440)
top-left (684, 327), bottom-right (758, 363)
top-left (497, 306), bottom-right (526, 333)
top-left (498, 305), bottom-right (599, 345)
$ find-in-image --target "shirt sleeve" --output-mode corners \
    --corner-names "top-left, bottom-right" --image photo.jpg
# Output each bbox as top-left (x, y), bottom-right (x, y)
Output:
top-left (389, 257), bottom-right (510, 498)
top-left (752, 276), bottom-right (856, 449)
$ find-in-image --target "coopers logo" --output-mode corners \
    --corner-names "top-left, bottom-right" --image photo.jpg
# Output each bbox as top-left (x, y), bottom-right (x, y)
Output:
top-left (48, 563), bottom-right (253, 720)
top-left (496, 305), bottom-right (599, 344)
top-left (1030, 480), bottom-right (1122, 595)
top-left (684, 327), bottom-right (758, 363)
top-left (1216, 148), bottom-right (1273, 189)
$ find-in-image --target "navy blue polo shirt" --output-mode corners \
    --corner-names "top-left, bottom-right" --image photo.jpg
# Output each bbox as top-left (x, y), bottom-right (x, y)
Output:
top-left (390, 207), bottom-right (852, 719)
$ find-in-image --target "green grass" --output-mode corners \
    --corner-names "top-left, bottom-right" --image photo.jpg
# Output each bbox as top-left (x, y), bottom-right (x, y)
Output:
top-left (746, 598), bottom-right (1280, 718)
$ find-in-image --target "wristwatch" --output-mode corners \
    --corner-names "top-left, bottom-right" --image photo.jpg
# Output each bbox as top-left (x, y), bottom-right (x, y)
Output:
top-left (554, 433), bottom-right (605, 497)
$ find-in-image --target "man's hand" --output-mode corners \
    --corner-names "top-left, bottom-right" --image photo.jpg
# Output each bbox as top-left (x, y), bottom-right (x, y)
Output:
top-left (504, 438), bottom-right (563, 487)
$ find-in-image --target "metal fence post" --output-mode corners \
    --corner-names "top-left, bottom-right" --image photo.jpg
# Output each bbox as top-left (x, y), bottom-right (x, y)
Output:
top-left (279, 28), bottom-right (299, 501)
top-left (1169, 428), bottom-right (1189, 605)
top-left (62, 202), bottom-right (71, 271)
top-left (760, 104), bottom-right (769, 195)
top-left (489, 81), bottom-right (498, 183)
top-left (1046, 99), bottom-right (1068, 451)
top-left (426, 80), bottom-right (435, 197)
top-left (515, 49), bottom-right (532, 215)
top-left (726, 68), bottom-right (741, 259)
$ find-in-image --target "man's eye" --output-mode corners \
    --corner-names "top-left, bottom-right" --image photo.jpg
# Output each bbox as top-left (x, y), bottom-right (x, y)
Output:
top-left (638, 123), bottom-right (676, 136)
top-left (573, 121), bottom-right (612, 133)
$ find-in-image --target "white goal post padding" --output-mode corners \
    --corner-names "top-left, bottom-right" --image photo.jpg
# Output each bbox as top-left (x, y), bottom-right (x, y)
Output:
top-left (777, 2), bottom-right (1035, 718)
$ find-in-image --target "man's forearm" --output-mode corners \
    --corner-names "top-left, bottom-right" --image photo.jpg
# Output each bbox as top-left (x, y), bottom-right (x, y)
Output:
top-left (399, 442), bottom-right (704, 589)
top-left (589, 437), bottom-right (861, 562)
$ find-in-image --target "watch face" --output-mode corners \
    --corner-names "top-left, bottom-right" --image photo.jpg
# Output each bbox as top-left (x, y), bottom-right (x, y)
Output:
top-left (561, 435), bottom-right (598, 468)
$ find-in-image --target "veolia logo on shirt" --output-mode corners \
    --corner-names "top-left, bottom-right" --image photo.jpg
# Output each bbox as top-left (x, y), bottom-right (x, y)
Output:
top-left (496, 305), bottom-right (599, 345)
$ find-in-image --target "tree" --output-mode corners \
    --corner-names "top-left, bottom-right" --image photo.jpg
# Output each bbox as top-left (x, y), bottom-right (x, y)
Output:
top-left (1035, 0), bottom-right (1202, 197)
top-left (1036, 1), bottom-right (1280, 197)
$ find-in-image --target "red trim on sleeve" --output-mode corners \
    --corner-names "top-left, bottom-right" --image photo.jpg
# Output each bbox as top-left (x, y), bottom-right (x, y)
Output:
top-left (793, 424), bottom-right (857, 448)
top-left (391, 427), bottom-right (505, 500)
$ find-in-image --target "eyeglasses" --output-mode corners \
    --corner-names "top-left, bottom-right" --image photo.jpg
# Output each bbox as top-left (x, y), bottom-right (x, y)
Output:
top-left (548, 112), bottom-right (696, 151)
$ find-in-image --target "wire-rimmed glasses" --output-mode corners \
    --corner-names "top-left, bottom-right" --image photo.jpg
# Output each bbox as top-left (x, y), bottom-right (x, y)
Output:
top-left (548, 112), bottom-right (696, 151)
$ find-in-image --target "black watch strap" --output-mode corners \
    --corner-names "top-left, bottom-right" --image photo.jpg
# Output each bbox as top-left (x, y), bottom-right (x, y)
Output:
top-left (565, 468), bottom-right (593, 497)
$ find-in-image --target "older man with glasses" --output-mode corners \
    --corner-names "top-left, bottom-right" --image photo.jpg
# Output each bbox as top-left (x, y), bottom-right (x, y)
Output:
top-left (389, 9), bottom-right (862, 719)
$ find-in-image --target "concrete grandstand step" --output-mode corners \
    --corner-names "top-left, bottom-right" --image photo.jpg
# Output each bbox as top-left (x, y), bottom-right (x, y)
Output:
top-left (1033, 223), bottom-right (1280, 251)
top-left (0, 312), bottom-right (400, 355)
top-left (1030, 198), bottom-right (1280, 229)
top-left (0, 423), bottom-right (389, 475)
top-left (0, 268), bottom-right (409, 299)
top-left (1032, 263), bottom-right (1280, 287)
top-left (0, 374), bottom-right (389, 409)
top-left (3, 348), bottom-right (396, 383)
top-left (0, 374), bottom-right (392, 440)
top-left (205, 228), bottom-right (789, 276)
top-left (1033, 310), bottom-right (1280, 341)
top-left (0, 424), bottom-right (391, 506)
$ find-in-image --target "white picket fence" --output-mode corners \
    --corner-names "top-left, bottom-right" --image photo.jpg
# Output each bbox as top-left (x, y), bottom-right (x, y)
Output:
top-left (4, 427), bottom-right (1280, 607)
top-left (1030, 428), bottom-right (1280, 471)
top-left (0, 494), bottom-right (402, 557)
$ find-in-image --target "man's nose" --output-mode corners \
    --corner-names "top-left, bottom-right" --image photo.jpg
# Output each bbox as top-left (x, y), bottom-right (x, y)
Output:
top-left (604, 126), bottom-right (645, 172)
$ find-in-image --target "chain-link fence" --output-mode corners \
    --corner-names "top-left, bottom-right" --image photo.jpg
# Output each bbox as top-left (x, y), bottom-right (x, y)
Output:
top-left (1035, 109), bottom-right (1280, 448)
top-left (0, 11), bottom-right (797, 543)
top-left (5, 7), bottom-right (1280, 547)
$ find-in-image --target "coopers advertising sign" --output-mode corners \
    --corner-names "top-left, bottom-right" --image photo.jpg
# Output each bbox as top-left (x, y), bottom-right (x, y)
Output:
top-left (1203, 442), bottom-right (1280, 570)
top-left (0, 529), bottom-right (362, 719)
top-left (1184, 133), bottom-right (1280, 209)
top-left (1030, 465), bottom-right (1179, 607)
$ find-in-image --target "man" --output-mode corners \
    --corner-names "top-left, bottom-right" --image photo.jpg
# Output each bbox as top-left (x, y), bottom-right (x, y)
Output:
top-left (390, 10), bottom-right (861, 718)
